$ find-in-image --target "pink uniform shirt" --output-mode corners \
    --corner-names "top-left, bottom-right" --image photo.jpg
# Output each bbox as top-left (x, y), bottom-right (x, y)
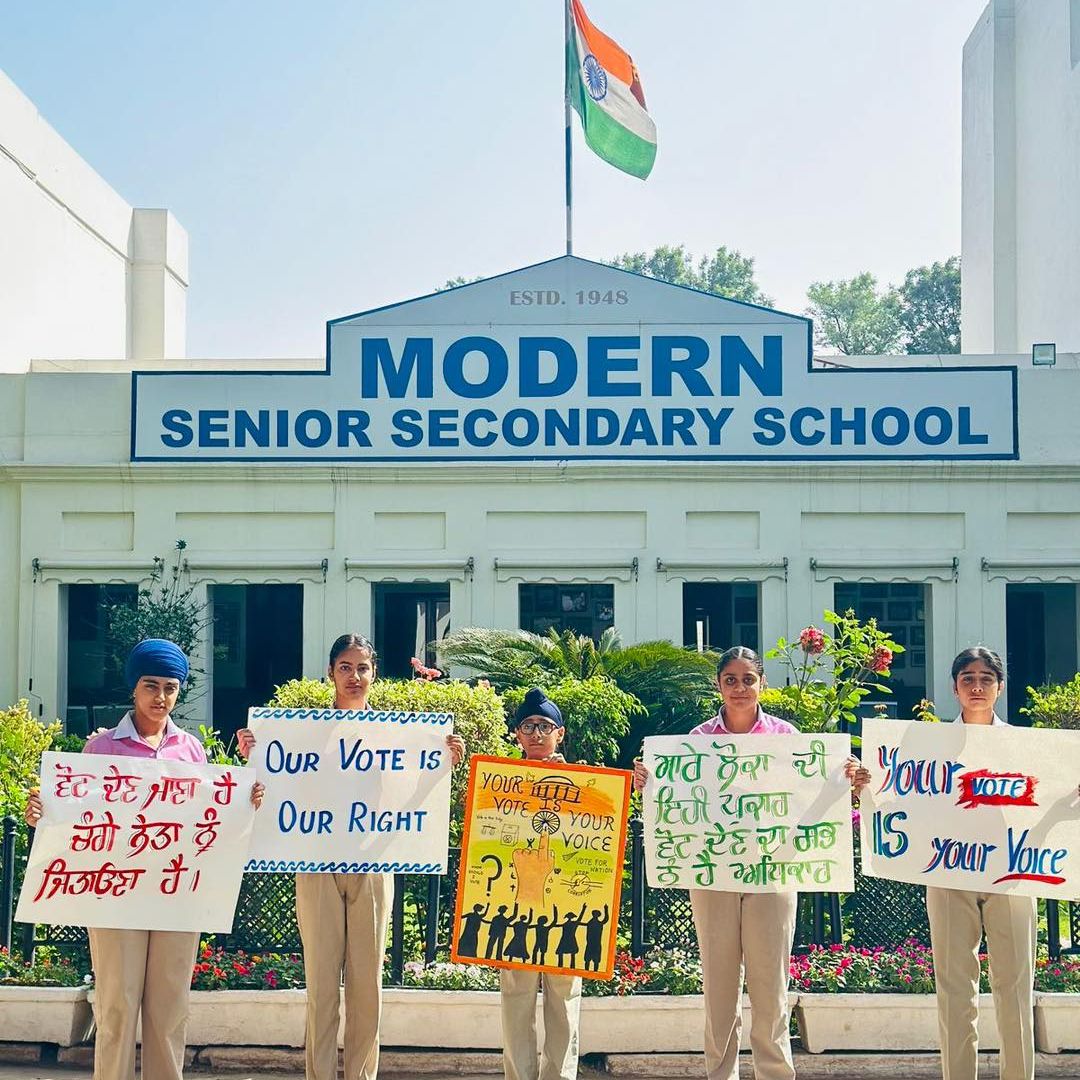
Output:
top-left (690, 707), bottom-right (798, 737)
top-left (83, 712), bottom-right (207, 763)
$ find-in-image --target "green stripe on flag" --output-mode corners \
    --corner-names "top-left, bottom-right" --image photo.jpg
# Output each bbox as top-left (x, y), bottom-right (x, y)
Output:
top-left (567, 38), bottom-right (656, 180)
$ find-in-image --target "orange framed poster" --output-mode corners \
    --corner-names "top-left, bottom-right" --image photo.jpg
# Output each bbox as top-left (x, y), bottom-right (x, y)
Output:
top-left (451, 755), bottom-right (632, 980)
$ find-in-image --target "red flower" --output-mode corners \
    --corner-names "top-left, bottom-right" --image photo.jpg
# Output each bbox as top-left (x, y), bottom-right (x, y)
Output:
top-left (799, 626), bottom-right (826, 655)
top-left (869, 646), bottom-right (893, 673)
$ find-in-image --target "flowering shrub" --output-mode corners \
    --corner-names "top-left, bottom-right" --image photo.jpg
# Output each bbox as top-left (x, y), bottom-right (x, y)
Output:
top-left (791, 941), bottom-right (935, 994)
top-left (0, 946), bottom-right (87, 987)
top-left (190, 943), bottom-right (305, 990)
top-left (410, 657), bottom-right (443, 681)
top-left (640, 947), bottom-right (702, 995)
top-left (401, 961), bottom-right (499, 991)
top-left (167, 942), bottom-right (1080, 995)
top-left (1035, 954), bottom-right (1080, 992)
top-left (766, 609), bottom-right (904, 732)
top-left (582, 950), bottom-right (653, 996)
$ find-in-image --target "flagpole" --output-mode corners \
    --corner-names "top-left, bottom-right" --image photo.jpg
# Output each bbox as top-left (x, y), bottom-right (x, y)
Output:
top-left (564, 0), bottom-right (573, 255)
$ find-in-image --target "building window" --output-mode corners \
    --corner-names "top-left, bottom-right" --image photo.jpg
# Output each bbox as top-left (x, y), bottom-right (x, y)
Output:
top-left (373, 582), bottom-right (451, 679)
top-left (834, 582), bottom-right (929, 721)
top-left (211, 584), bottom-right (303, 739)
top-left (682, 582), bottom-right (760, 653)
top-left (1005, 583), bottom-right (1078, 725)
top-left (519, 583), bottom-right (614, 642)
top-left (64, 583), bottom-right (137, 731)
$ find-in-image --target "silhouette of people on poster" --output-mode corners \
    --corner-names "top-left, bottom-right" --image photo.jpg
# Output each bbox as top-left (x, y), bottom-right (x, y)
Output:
top-left (457, 902), bottom-right (489, 958)
top-left (485, 903), bottom-right (518, 961)
top-left (504, 908), bottom-right (534, 963)
top-left (531, 908), bottom-right (556, 965)
top-left (554, 902), bottom-right (588, 968)
top-left (583, 904), bottom-right (610, 971)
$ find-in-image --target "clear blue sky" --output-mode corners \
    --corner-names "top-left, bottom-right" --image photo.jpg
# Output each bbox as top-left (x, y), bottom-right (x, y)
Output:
top-left (2, 1), bottom-right (988, 358)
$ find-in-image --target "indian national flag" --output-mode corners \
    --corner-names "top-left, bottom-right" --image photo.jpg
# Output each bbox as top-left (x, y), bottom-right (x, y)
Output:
top-left (567, 0), bottom-right (657, 180)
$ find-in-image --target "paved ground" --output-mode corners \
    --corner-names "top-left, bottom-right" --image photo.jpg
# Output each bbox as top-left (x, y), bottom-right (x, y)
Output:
top-left (1, 1052), bottom-right (1078, 1079)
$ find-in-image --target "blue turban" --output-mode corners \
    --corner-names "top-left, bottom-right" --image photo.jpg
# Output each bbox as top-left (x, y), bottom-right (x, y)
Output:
top-left (125, 638), bottom-right (189, 689)
top-left (513, 688), bottom-right (563, 728)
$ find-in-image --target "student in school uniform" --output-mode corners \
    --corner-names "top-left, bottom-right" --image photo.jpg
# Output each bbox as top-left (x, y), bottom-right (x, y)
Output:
top-left (922, 648), bottom-right (1038, 1080)
top-left (25, 638), bottom-right (264, 1080)
top-left (238, 633), bottom-right (465, 1080)
top-left (634, 646), bottom-right (869, 1080)
top-left (498, 688), bottom-right (583, 1080)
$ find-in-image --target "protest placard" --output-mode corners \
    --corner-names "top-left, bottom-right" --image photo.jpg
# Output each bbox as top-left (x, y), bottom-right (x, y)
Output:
top-left (245, 708), bottom-right (455, 874)
top-left (860, 718), bottom-right (1080, 899)
top-left (16, 752), bottom-right (256, 932)
top-left (451, 756), bottom-right (632, 980)
top-left (642, 733), bottom-right (854, 892)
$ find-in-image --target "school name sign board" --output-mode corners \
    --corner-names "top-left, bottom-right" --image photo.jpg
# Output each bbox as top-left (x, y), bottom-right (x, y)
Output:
top-left (245, 708), bottom-right (455, 874)
top-left (131, 256), bottom-right (1017, 463)
top-left (16, 753), bottom-right (256, 933)
top-left (451, 756), bottom-right (631, 980)
top-left (642, 733), bottom-right (855, 892)
top-left (860, 719), bottom-right (1080, 900)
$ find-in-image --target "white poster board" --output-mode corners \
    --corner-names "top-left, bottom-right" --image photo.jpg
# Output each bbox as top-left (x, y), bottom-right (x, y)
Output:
top-left (642, 733), bottom-right (854, 892)
top-left (16, 752), bottom-right (256, 932)
top-left (859, 719), bottom-right (1080, 899)
top-left (245, 708), bottom-right (454, 874)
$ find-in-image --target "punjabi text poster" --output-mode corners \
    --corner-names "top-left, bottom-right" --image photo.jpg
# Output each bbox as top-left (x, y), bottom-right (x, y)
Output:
top-left (642, 733), bottom-right (854, 892)
top-left (16, 752), bottom-right (256, 932)
top-left (246, 708), bottom-right (454, 874)
top-left (860, 719), bottom-right (1080, 899)
top-left (452, 756), bottom-right (632, 980)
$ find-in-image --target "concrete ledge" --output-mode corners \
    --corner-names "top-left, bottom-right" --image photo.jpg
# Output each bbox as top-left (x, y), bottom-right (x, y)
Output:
top-left (56, 1046), bottom-right (196, 1069)
top-left (603, 1051), bottom-right (1080, 1078)
top-left (0, 1045), bottom-right (41, 1065)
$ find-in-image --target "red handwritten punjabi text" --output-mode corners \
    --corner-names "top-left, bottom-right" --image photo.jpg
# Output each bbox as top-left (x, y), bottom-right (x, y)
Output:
top-left (128, 814), bottom-right (183, 857)
top-left (193, 808), bottom-right (221, 855)
top-left (53, 763), bottom-right (94, 799)
top-left (140, 775), bottom-right (201, 811)
top-left (160, 854), bottom-right (201, 895)
top-left (69, 811), bottom-right (120, 854)
top-left (103, 764), bottom-right (141, 803)
top-left (212, 772), bottom-right (237, 806)
top-left (956, 770), bottom-right (1038, 810)
top-left (33, 858), bottom-right (146, 902)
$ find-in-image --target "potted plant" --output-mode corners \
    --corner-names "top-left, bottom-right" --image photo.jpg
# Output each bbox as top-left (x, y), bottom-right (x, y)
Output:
top-left (793, 942), bottom-right (999, 1053)
top-left (1034, 953), bottom-right (1080, 1053)
top-left (0, 946), bottom-right (93, 1048)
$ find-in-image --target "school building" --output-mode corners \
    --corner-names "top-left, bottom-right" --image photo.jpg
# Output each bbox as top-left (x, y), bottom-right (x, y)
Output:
top-left (2, 0), bottom-right (1080, 737)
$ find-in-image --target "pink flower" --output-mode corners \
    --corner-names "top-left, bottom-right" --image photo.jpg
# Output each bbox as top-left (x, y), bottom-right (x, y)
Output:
top-left (869, 646), bottom-right (893, 673)
top-left (799, 626), bottom-right (826, 655)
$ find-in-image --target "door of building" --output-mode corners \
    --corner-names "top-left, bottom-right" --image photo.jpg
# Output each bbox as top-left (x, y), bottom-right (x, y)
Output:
top-left (1005, 583), bottom-right (1078, 725)
top-left (211, 584), bottom-right (303, 740)
top-left (372, 582), bottom-right (451, 679)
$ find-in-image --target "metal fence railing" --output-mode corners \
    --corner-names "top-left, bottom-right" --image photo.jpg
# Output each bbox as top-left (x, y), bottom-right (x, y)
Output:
top-left (2, 814), bottom-right (1075, 981)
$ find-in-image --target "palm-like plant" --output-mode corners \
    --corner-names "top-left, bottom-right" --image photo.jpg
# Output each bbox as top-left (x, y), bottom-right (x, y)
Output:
top-left (436, 627), bottom-right (720, 766)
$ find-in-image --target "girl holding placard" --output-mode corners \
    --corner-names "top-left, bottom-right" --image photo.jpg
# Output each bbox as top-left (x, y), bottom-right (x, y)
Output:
top-left (634, 646), bottom-right (870, 1080)
top-left (238, 633), bottom-right (465, 1080)
top-left (25, 638), bottom-right (264, 1080)
top-left (925, 647), bottom-right (1036, 1080)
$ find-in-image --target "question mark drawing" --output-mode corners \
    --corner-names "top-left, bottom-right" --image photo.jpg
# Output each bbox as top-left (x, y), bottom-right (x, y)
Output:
top-left (480, 854), bottom-right (503, 896)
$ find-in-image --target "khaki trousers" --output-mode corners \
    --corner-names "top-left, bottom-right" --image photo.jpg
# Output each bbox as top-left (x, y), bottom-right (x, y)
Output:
top-left (926, 887), bottom-right (1036, 1080)
top-left (499, 968), bottom-right (582, 1080)
top-left (296, 872), bottom-right (393, 1080)
top-left (87, 927), bottom-right (199, 1080)
top-left (690, 889), bottom-right (797, 1080)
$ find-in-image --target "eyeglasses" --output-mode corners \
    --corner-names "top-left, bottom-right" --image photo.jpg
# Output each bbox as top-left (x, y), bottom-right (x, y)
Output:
top-left (518, 721), bottom-right (558, 735)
